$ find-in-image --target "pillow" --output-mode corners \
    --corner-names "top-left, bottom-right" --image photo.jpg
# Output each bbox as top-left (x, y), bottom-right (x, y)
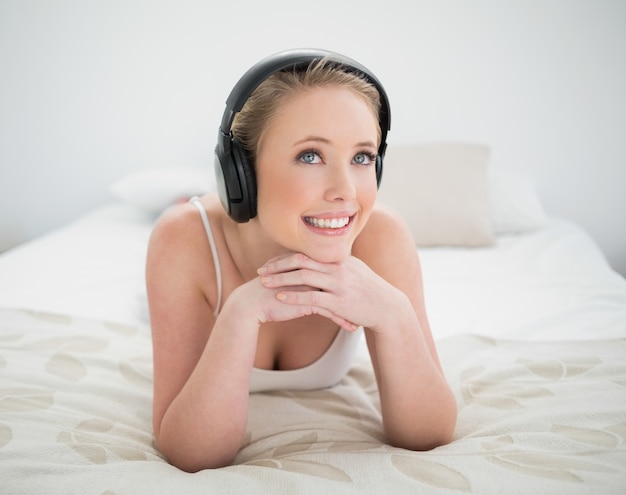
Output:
top-left (110, 166), bottom-right (216, 213)
top-left (488, 168), bottom-right (547, 233)
top-left (376, 143), bottom-right (495, 247)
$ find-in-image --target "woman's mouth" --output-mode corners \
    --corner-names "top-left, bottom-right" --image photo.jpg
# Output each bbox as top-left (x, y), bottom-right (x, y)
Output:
top-left (303, 216), bottom-right (351, 229)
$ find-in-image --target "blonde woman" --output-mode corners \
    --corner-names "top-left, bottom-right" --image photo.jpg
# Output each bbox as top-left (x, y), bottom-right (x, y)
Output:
top-left (146, 49), bottom-right (456, 471)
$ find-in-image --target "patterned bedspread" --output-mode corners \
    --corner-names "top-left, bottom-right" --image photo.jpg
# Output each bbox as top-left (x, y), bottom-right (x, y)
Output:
top-left (1, 308), bottom-right (625, 494)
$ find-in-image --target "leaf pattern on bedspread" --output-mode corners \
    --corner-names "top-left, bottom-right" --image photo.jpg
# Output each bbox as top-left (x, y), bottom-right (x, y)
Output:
top-left (245, 458), bottom-right (353, 482)
top-left (518, 357), bottom-right (602, 380)
top-left (2, 309), bottom-right (626, 494)
top-left (326, 440), bottom-right (382, 453)
top-left (551, 424), bottom-right (620, 449)
top-left (45, 352), bottom-right (87, 381)
top-left (0, 387), bottom-right (55, 411)
top-left (607, 422), bottom-right (626, 442)
top-left (486, 452), bottom-right (614, 482)
top-left (57, 418), bottom-right (151, 464)
top-left (460, 365), bottom-right (554, 409)
top-left (27, 335), bottom-right (109, 353)
top-left (119, 356), bottom-right (153, 389)
top-left (24, 335), bottom-right (110, 383)
top-left (453, 337), bottom-right (626, 486)
top-left (391, 455), bottom-right (471, 491)
top-left (102, 320), bottom-right (140, 336)
top-left (0, 421), bottom-right (12, 449)
top-left (22, 309), bottom-right (73, 325)
top-left (272, 432), bottom-right (318, 457)
top-left (269, 388), bottom-right (368, 420)
top-left (479, 424), bottom-right (625, 483)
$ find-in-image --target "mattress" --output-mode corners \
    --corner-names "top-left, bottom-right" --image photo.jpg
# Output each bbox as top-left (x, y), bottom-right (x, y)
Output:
top-left (1, 202), bottom-right (625, 494)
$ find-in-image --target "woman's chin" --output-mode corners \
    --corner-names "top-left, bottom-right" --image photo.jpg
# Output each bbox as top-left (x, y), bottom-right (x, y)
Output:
top-left (303, 246), bottom-right (352, 264)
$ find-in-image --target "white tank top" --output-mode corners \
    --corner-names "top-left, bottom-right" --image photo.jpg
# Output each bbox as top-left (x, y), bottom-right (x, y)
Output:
top-left (190, 197), bottom-right (362, 393)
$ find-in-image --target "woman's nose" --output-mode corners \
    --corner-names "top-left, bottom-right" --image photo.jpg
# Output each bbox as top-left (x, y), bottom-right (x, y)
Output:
top-left (324, 162), bottom-right (356, 202)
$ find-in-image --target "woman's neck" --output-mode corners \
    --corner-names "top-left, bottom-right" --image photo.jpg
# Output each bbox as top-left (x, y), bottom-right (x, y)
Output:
top-left (224, 218), bottom-right (290, 282)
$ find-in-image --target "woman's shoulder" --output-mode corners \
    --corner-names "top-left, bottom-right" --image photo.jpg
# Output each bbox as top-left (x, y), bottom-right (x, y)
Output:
top-left (146, 195), bottom-right (225, 308)
top-left (146, 195), bottom-right (227, 284)
top-left (356, 203), bottom-right (414, 250)
top-left (353, 204), bottom-right (423, 291)
top-left (149, 195), bottom-right (224, 248)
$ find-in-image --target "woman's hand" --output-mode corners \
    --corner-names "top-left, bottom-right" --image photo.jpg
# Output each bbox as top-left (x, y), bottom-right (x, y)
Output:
top-left (257, 252), bottom-right (406, 333)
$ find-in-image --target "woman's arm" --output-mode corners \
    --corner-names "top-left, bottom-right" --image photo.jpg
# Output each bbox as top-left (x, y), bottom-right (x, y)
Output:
top-left (355, 205), bottom-right (457, 449)
top-left (147, 203), bottom-right (349, 471)
top-left (259, 204), bottom-right (456, 450)
top-left (147, 205), bottom-right (259, 471)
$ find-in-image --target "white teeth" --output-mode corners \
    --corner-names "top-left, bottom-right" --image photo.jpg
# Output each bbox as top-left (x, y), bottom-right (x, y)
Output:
top-left (305, 216), bottom-right (350, 229)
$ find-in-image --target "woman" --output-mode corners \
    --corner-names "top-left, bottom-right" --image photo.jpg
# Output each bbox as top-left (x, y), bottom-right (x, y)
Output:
top-left (146, 49), bottom-right (456, 472)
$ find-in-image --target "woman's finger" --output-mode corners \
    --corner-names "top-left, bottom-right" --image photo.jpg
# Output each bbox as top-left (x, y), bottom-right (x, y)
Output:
top-left (275, 291), bottom-right (358, 331)
top-left (260, 268), bottom-right (334, 293)
top-left (258, 252), bottom-right (331, 276)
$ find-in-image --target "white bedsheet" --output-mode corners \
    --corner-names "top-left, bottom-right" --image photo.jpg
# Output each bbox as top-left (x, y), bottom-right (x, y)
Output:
top-left (0, 204), bottom-right (153, 326)
top-left (420, 218), bottom-right (626, 341)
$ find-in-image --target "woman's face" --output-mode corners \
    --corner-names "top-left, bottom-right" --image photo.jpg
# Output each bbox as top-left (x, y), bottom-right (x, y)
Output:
top-left (255, 85), bottom-right (379, 263)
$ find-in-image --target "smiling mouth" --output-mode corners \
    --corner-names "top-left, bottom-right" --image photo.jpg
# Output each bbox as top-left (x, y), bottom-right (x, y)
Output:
top-left (303, 216), bottom-right (352, 229)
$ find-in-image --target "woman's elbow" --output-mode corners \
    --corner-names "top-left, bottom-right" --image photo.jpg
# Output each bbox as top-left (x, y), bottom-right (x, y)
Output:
top-left (158, 441), bottom-right (239, 472)
top-left (387, 395), bottom-right (457, 451)
top-left (388, 424), bottom-right (455, 452)
top-left (154, 430), bottom-right (240, 472)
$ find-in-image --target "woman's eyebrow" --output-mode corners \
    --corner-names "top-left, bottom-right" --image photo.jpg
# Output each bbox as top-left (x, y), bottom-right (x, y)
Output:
top-left (294, 136), bottom-right (331, 146)
top-left (294, 136), bottom-right (377, 148)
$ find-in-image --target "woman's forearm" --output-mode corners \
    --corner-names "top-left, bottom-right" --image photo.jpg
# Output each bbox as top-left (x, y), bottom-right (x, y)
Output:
top-left (155, 298), bottom-right (260, 471)
top-left (368, 297), bottom-right (456, 451)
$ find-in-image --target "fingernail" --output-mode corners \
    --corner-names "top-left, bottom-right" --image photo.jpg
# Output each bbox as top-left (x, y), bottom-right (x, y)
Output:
top-left (257, 266), bottom-right (267, 275)
top-left (276, 293), bottom-right (287, 301)
top-left (260, 276), bottom-right (272, 285)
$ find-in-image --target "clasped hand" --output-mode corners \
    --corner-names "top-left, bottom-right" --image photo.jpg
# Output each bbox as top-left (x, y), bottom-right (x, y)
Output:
top-left (255, 252), bottom-right (396, 333)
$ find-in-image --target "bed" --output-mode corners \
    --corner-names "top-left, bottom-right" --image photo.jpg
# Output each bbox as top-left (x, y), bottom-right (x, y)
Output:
top-left (1, 143), bottom-right (625, 494)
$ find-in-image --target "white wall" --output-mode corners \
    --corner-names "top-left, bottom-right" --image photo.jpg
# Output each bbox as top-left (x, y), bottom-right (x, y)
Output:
top-left (1, 0), bottom-right (625, 275)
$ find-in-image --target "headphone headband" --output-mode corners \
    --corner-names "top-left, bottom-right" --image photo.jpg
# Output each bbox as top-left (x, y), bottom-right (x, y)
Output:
top-left (220, 49), bottom-right (391, 143)
top-left (215, 48), bottom-right (391, 222)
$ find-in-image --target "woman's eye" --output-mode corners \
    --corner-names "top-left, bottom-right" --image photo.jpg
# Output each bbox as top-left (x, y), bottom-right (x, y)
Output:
top-left (353, 152), bottom-right (376, 166)
top-left (298, 150), bottom-right (322, 164)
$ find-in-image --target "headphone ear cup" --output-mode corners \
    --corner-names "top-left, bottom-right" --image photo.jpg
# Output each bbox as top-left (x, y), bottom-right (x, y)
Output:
top-left (375, 154), bottom-right (383, 188)
top-left (231, 140), bottom-right (257, 221)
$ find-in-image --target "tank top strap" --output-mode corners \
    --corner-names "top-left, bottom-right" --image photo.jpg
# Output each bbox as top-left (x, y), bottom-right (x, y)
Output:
top-left (190, 197), bottom-right (222, 317)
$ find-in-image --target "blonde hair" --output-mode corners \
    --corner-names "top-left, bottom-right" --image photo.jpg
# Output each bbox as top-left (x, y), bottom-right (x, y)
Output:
top-left (231, 58), bottom-right (382, 165)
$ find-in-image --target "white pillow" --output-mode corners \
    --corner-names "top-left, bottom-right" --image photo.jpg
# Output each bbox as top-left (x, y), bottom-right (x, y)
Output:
top-left (110, 167), bottom-right (216, 213)
top-left (488, 168), bottom-right (547, 233)
top-left (377, 143), bottom-right (495, 247)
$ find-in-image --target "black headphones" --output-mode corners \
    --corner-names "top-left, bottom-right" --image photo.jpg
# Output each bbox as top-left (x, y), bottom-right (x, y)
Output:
top-left (214, 48), bottom-right (391, 223)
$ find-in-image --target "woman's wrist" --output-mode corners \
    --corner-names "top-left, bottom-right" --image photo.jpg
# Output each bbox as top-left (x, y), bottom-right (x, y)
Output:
top-left (218, 285), bottom-right (263, 336)
top-left (369, 285), bottom-right (416, 336)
